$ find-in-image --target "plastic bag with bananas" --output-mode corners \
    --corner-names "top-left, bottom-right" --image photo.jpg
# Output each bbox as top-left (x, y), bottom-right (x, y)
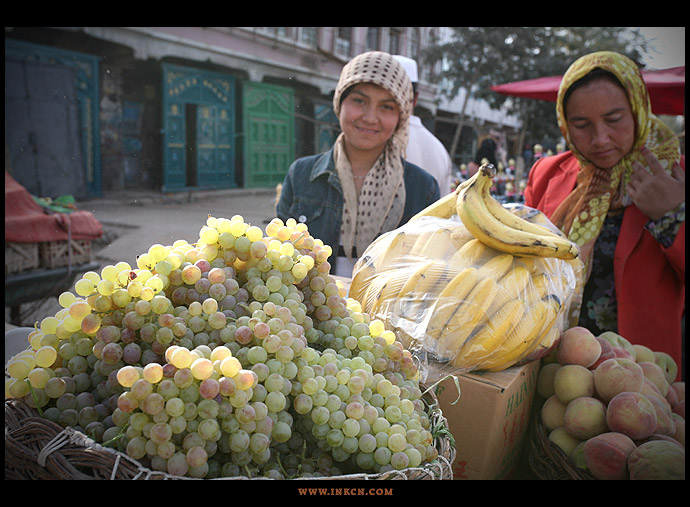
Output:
top-left (349, 164), bottom-right (584, 381)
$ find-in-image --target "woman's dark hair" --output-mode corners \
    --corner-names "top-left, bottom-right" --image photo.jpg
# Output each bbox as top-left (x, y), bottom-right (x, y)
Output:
top-left (475, 138), bottom-right (497, 165)
top-left (562, 68), bottom-right (626, 116)
top-left (339, 85), bottom-right (354, 108)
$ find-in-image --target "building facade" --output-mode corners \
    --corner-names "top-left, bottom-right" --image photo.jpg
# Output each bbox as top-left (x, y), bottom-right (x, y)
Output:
top-left (5, 27), bottom-right (521, 199)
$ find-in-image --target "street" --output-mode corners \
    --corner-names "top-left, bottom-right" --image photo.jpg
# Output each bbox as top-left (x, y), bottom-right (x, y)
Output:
top-left (80, 187), bottom-right (278, 265)
top-left (4, 186), bottom-right (279, 338)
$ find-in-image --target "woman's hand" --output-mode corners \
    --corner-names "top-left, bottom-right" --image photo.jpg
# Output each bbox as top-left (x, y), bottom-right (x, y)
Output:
top-left (628, 147), bottom-right (685, 221)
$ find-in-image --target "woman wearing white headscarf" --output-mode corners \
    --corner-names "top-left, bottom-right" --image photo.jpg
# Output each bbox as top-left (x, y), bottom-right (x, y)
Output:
top-left (277, 51), bottom-right (440, 276)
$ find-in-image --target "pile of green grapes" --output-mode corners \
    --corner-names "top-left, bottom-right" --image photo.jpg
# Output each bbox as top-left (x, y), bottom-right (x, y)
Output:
top-left (5, 215), bottom-right (443, 479)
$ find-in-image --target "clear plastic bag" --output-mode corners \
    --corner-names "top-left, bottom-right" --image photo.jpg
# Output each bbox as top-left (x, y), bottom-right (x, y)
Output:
top-left (350, 204), bottom-right (584, 383)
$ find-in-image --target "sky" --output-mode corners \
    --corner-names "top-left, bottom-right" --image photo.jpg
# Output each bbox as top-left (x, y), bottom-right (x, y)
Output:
top-left (637, 27), bottom-right (685, 69)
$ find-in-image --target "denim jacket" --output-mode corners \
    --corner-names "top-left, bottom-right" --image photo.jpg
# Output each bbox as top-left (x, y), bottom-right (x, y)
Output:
top-left (276, 147), bottom-right (440, 258)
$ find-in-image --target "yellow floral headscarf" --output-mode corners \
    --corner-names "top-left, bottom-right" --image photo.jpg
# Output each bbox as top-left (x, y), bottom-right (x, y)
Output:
top-left (550, 51), bottom-right (681, 274)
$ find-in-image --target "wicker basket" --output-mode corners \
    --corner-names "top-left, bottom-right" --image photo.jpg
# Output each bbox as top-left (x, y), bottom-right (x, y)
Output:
top-left (526, 403), bottom-right (595, 480)
top-left (5, 242), bottom-right (40, 275)
top-left (5, 389), bottom-right (456, 481)
top-left (39, 239), bottom-right (92, 269)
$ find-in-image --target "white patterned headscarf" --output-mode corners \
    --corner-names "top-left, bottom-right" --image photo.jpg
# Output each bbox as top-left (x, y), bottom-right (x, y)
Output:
top-left (332, 51), bottom-right (414, 260)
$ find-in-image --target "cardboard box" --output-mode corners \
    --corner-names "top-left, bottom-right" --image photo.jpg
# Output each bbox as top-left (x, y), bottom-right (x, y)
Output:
top-left (433, 360), bottom-right (541, 480)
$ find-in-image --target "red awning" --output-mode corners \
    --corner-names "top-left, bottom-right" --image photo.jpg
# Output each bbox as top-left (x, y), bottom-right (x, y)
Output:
top-left (491, 66), bottom-right (685, 116)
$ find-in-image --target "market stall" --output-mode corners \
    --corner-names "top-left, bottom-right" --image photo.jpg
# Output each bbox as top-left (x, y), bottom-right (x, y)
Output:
top-left (5, 165), bottom-right (684, 481)
top-left (5, 170), bottom-right (102, 320)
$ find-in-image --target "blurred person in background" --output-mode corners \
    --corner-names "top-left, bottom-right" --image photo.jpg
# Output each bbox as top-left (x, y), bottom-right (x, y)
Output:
top-left (467, 137), bottom-right (498, 177)
top-left (394, 55), bottom-right (453, 196)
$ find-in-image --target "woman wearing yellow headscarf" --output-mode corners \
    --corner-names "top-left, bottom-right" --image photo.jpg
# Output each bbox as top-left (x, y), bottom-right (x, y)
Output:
top-left (525, 51), bottom-right (684, 378)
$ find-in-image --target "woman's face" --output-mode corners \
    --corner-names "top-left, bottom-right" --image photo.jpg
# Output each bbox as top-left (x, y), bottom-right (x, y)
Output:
top-left (565, 78), bottom-right (636, 169)
top-left (339, 83), bottom-right (400, 156)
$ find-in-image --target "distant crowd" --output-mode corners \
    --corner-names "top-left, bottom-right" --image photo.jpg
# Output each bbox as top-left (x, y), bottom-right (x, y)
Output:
top-left (452, 142), bottom-right (568, 204)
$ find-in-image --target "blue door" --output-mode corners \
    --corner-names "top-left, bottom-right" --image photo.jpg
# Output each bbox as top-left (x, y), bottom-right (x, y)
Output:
top-left (314, 100), bottom-right (340, 153)
top-left (162, 64), bottom-right (236, 191)
top-left (5, 39), bottom-right (101, 198)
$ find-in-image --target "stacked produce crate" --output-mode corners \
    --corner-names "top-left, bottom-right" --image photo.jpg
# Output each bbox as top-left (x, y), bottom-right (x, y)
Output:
top-left (5, 170), bottom-right (103, 312)
top-left (5, 242), bottom-right (40, 275)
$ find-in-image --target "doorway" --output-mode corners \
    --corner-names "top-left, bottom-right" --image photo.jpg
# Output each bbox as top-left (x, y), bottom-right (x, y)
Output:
top-left (161, 63), bottom-right (237, 192)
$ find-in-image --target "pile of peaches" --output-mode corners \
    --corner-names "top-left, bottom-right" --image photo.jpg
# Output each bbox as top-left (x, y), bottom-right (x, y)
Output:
top-left (536, 327), bottom-right (684, 480)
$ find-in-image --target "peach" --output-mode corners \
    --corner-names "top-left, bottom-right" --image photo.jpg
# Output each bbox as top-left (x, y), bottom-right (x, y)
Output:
top-left (541, 346), bottom-right (560, 365)
top-left (671, 413), bottom-right (685, 447)
top-left (521, 330), bottom-right (560, 363)
top-left (635, 433), bottom-right (684, 448)
top-left (638, 361), bottom-right (669, 397)
top-left (593, 358), bottom-right (644, 403)
top-left (589, 337), bottom-right (616, 370)
top-left (541, 395), bottom-right (567, 431)
top-left (557, 327), bottom-right (601, 368)
top-left (563, 396), bottom-right (608, 440)
top-left (653, 351), bottom-right (678, 384)
top-left (537, 363), bottom-right (561, 399)
top-left (632, 344), bottom-right (655, 363)
top-left (583, 432), bottom-right (636, 480)
top-left (598, 331), bottom-right (636, 359)
top-left (665, 383), bottom-right (679, 406)
top-left (569, 441), bottom-right (588, 472)
top-left (612, 347), bottom-right (635, 360)
top-left (672, 399), bottom-right (685, 418)
top-left (644, 393), bottom-right (676, 436)
top-left (627, 440), bottom-right (685, 480)
top-left (640, 377), bottom-right (663, 398)
top-left (553, 364), bottom-right (594, 405)
top-left (548, 427), bottom-right (581, 456)
top-left (670, 381), bottom-right (685, 402)
top-left (606, 391), bottom-right (657, 440)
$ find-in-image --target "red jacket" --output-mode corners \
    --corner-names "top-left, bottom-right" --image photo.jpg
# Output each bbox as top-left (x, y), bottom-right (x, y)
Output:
top-left (525, 151), bottom-right (685, 376)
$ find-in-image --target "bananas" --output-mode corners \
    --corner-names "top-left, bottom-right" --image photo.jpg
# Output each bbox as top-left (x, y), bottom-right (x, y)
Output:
top-left (348, 164), bottom-right (583, 376)
top-left (434, 275), bottom-right (498, 356)
top-left (351, 215), bottom-right (474, 316)
top-left (410, 226), bottom-right (458, 260)
top-left (487, 263), bottom-right (532, 315)
top-left (409, 172), bottom-right (478, 222)
top-left (456, 164), bottom-right (579, 260)
top-left (369, 265), bottom-right (418, 317)
top-left (425, 266), bottom-right (479, 342)
top-left (350, 228), bottom-right (415, 304)
top-left (349, 255), bottom-right (377, 303)
top-left (409, 186), bottom-right (460, 221)
top-left (396, 259), bottom-right (447, 320)
top-left (478, 296), bottom-right (561, 371)
top-left (451, 298), bottom-right (527, 368)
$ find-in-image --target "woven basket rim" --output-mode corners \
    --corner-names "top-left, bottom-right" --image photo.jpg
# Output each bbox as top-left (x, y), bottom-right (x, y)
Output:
top-left (5, 387), bottom-right (456, 480)
top-left (526, 400), bottom-right (596, 480)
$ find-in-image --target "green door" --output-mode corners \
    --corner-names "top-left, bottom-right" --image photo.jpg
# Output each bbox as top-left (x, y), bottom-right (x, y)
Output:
top-left (162, 64), bottom-right (236, 191)
top-left (243, 82), bottom-right (294, 188)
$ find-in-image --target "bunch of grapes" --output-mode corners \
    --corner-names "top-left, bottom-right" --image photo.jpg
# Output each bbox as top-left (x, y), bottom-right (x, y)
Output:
top-left (6, 215), bottom-right (441, 479)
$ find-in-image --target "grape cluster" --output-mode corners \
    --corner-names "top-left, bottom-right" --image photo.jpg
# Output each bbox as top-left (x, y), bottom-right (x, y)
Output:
top-left (6, 215), bottom-right (439, 479)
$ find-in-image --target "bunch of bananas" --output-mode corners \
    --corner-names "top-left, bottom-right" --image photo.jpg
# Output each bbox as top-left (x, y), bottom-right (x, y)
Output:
top-left (412, 163), bottom-right (579, 260)
top-left (349, 164), bottom-right (583, 374)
